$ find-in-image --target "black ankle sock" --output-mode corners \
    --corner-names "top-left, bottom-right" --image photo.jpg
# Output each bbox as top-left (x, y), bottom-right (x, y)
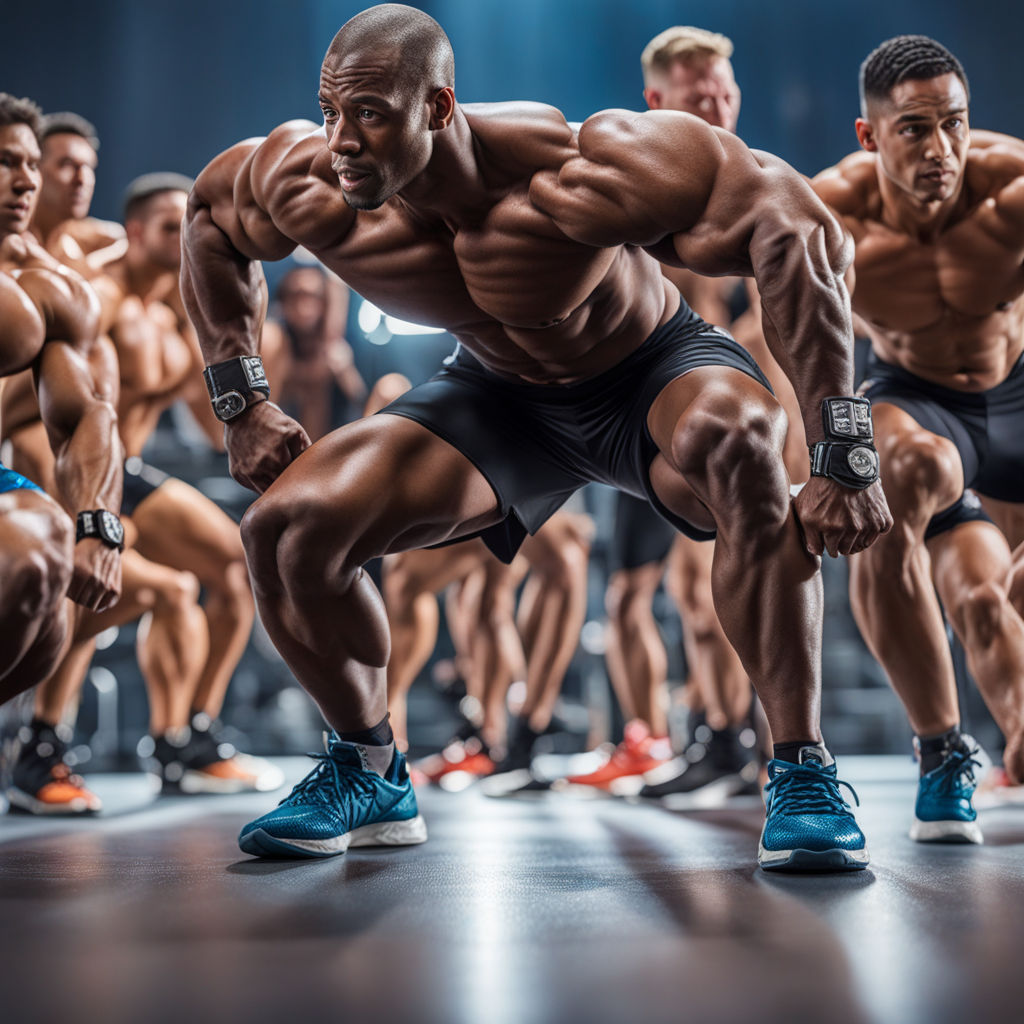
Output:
top-left (337, 714), bottom-right (394, 747)
top-left (916, 726), bottom-right (960, 775)
top-left (773, 740), bottom-right (821, 765)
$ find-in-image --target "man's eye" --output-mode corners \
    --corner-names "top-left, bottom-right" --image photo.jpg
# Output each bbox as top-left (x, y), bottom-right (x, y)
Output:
top-left (358, 108), bottom-right (378, 121)
top-left (321, 108), bottom-right (337, 121)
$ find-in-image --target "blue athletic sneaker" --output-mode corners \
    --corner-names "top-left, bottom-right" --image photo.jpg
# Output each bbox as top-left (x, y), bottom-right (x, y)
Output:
top-left (758, 745), bottom-right (869, 872)
top-left (238, 736), bottom-right (428, 858)
top-left (910, 734), bottom-right (983, 844)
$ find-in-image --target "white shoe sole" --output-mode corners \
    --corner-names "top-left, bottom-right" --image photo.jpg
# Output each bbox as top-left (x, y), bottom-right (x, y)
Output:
top-left (909, 817), bottom-right (983, 844)
top-left (758, 841), bottom-right (870, 872)
top-left (240, 814), bottom-right (429, 858)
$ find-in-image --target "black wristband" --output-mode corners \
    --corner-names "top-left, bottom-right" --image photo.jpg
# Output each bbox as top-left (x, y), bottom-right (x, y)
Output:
top-left (810, 441), bottom-right (880, 489)
top-left (76, 509), bottom-right (125, 551)
top-left (820, 396), bottom-right (873, 442)
top-left (203, 356), bottom-right (270, 422)
top-left (809, 396), bottom-right (879, 489)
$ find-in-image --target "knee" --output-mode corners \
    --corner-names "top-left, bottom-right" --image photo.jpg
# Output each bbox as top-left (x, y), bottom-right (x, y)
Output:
top-left (5, 519), bottom-right (73, 620)
top-left (879, 430), bottom-right (961, 509)
top-left (152, 570), bottom-right (201, 615)
top-left (605, 572), bottom-right (652, 623)
top-left (241, 491), bottom-right (361, 597)
top-left (955, 580), bottom-right (1008, 649)
top-left (672, 399), bottom-right (788, 519)
top-left (533, 536), bottom-right (590, 592)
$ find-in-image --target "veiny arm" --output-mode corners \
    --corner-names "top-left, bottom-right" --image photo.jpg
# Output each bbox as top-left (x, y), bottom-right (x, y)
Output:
top-left (536, 108), bottom-right (891, 556)
top-left (180, 126), bottom-right (328, 491)
top-left (18, 266), bottom-right (123, 610)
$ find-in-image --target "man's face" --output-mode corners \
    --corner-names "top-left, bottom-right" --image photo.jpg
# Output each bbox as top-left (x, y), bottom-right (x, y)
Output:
top-left (39, 132), bottom-right (97, 222)
top-left (279, 269), bottom-right (327, 332)
top-left (857, 73), bottom-right (969, 205)
top-left (0, 123), bottom-right (41, 236)
top-left (132, 190), bottom-right (187, 270)
top-left (318, 50), bottom-right (438, 210)
top-left (645, 55), bottom-right (740, 132)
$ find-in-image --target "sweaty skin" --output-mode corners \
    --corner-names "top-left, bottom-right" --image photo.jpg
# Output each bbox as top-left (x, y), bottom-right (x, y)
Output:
top-left (182, 30), bottom-right (890, 741)
top-left (0, 118), bottom-right (122, 701)
top-left (813, 74), bottom-right (1024, 777)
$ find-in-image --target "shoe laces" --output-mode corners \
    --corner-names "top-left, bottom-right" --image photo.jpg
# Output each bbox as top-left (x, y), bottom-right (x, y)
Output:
top-left (281, 753), bottom-right (379, 811)
top-left (765, 763), bottom-right (860, 816)
top-left (932, 745), bottom-right (981, 794)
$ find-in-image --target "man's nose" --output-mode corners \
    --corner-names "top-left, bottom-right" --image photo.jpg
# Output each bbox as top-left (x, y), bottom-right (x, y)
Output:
top-left (923, 127), bottom-right (952, 161)
top-left (327, 116), bottom-right (360, 155)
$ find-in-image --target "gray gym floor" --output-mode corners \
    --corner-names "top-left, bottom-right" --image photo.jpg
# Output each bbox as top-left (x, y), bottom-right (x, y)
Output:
top-left (2, 756), bottom-right (1023, 1024)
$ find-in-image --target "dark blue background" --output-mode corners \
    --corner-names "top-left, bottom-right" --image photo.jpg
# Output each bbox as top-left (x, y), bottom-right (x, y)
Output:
top-left (3, 0), bottom-right (1019, 222)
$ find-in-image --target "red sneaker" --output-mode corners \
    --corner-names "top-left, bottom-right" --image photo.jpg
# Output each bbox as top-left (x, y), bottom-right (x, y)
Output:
top-left (563, 720), bottom-right (671, 794)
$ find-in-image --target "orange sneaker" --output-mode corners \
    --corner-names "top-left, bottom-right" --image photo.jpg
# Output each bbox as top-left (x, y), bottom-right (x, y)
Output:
top-left (8, 722), bottom-right (102, 815)
top-left (562, 720), bottom-right (672, 794)
top-left (417, 737), bottom-right (495, 784)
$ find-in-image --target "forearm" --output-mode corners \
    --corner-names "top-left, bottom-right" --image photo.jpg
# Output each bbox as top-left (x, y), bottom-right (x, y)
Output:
top-left (52, 397), bottom-right (122, 515)
top-left (180, 195), bottom-right (269, 364)
top-left (751, 217), bottom-right (855, 445)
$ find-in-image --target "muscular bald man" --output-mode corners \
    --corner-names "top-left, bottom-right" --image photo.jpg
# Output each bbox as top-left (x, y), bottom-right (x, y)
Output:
top-left (183, 5), bottom-right (890, 870)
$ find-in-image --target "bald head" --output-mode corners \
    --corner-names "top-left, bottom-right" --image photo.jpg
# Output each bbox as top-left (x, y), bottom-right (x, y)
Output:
top-left (326, 4), bottom-right (454, 93)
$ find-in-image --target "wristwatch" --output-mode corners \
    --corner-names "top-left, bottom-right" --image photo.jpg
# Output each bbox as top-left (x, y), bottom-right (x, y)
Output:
top-left (203, 355), bottom-right (270, 422)
top-left (809, 396), bottom-right (880, 490)
top-left (76, 509), bottom-right (125, 551)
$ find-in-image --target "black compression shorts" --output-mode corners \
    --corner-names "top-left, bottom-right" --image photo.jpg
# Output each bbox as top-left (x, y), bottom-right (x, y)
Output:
top-left (122, 456), bottom-right (170, 516)
top-left (861, 350), bottom-right (1024, 504)
top-left (381, 301), bottom-right (772, 563)
top-left (610, 491), bottom-right (677, 572)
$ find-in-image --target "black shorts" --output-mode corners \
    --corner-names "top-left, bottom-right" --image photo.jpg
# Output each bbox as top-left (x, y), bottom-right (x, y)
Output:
top-left (861, 350), bottom-right (1024, 504)
top-left (382, 302), bottom-right (772, 563)
top-left (923, 490), bottom-right (994, 542)
top-left (122, 457), bottom-right (170, 516)
top-left (610, 491), bottom-right (677, 572)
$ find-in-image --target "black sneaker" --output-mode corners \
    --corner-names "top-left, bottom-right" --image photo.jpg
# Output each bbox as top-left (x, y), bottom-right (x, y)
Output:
top-left (639, 722), bottom-right (759, 808)
top-left (138, 714), bottom-right (283, 795)
top-left (7, 720), bottom-right (102, 815)
top-left (480, 715), bottom-right (554, 796)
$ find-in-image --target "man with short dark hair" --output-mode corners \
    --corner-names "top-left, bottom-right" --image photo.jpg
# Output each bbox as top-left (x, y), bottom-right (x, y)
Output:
top-left (183, 4), bottom-right (891, 871)
top-left (30, 110), bottom-right (124, 268)
top-left (813, 34), bottom-right (1024, 843)
top-left (0, 91), bottom-right (123, 703)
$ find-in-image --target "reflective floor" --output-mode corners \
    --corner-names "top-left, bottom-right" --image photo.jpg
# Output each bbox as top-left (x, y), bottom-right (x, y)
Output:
top-left (2, 757), bottom-right (1023, 1024)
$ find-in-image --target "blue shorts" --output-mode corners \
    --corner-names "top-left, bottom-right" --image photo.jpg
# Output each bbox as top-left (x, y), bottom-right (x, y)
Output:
top-left (0, 462), bottom-right (43, 495)
top-left (382, 301), bottom-right (772, 563)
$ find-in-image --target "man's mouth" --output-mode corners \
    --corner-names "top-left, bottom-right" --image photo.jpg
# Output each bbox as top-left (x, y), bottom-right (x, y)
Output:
top-left (337, 165), bottom-right (371, 191)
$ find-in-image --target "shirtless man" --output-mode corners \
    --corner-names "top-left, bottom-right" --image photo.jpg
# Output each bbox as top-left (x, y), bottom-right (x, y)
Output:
top-left (0, 93), bottom-right (122, 704)
top-left (5, 118), bottom-right (213, 813)
top-left (182, 4), bottom-right (890, 871)
top-left (262, 265), bottom-right (366, 441)
top-left (579, 28), bottom-right (803, 800)
top-left (6, 173), bottom-right (273, 801)
top-left (812, 35), bottom-right (1024, 844)
top-left (31, 111), bottom-right (126, 270)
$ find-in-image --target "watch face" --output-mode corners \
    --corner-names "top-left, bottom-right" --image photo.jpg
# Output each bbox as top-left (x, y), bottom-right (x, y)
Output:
top-left (214, 391), bottom-right (246, 421)
top-left (847, 445), bottom-right (879, 480)
top-left (98, 510), bottom-right (125, 544)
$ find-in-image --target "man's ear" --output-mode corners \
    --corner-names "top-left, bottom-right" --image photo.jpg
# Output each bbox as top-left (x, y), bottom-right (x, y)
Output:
top-left (855, 117), bottom-right (877, 153)
top-left (429, 87), bottom-right (456, 130)
top-left (644, 87), bottom-right (663, 111)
